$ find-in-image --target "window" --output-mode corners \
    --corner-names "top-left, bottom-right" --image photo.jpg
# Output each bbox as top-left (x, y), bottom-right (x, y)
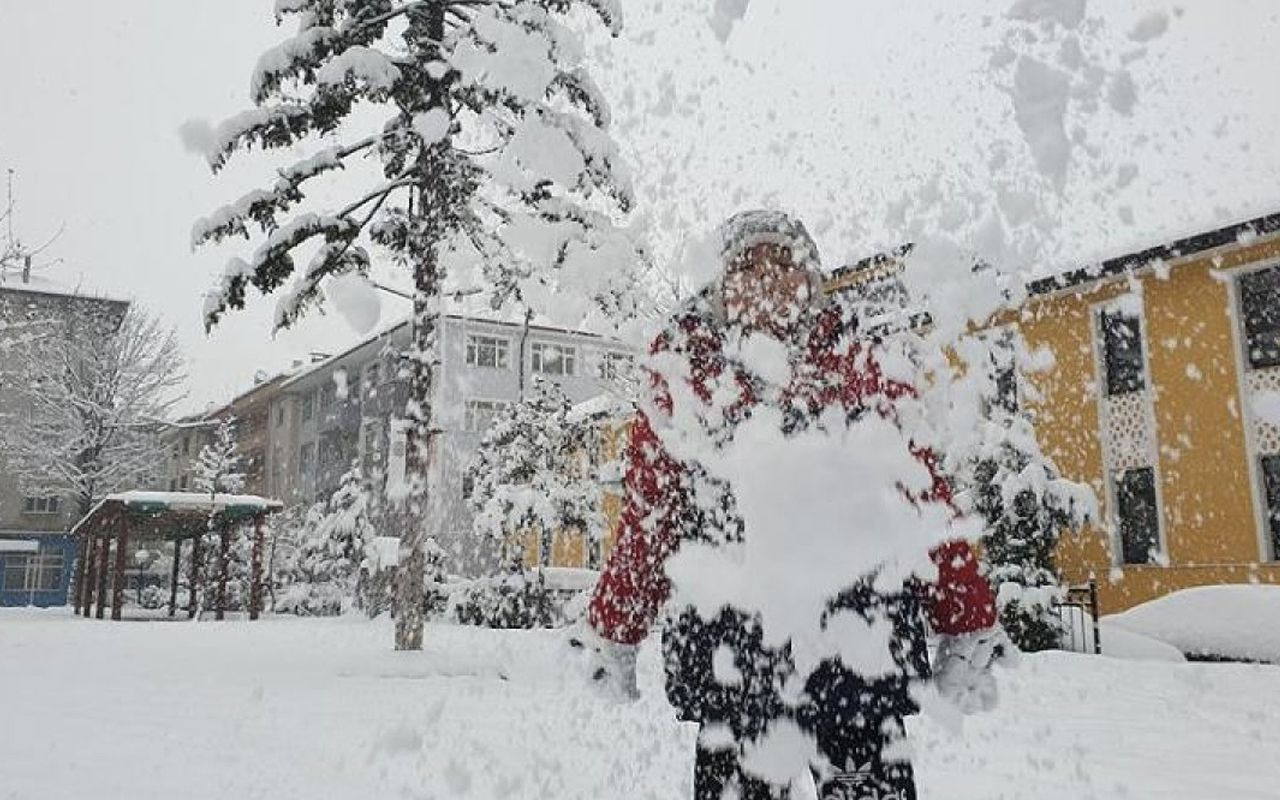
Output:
top-left (540, 528), bottom-right (553, 568)
top-left (1115, 467), bottom-right (1160, 565)
top-left (363, 361), bottom-right (382, 394)
top-left (1263, 455), bottom-right (1280, 561)
top-left (169, 479), bottom-right (178, 492)
top-left (466, 335), bottom-right (511, 369)
top-left (299, 442), bottom-right (316, 480)
top-left (300, 392), bottom-right (315, 422)
top-left (275, 405), bottom-right (285, 427)
top-left (22, 496), bottom-right (60, 515)
top-left (180, 475), bottom-right (189, 490)
top-left (319, 382), bottom-right (337, 413)
top-left (182, 436), bottom-right (191, 455)
top-left (464, 399), bottom-right (508, 433)
top-left (461, 473), bottom-right (474, 500)
top-left (3, 553), bottom-right (64, 593)
top-left (599, 351), bottom-right (634, 381)
top-left (531, 342), bottom-right (577, 376)
top-left (1099, 307), bottom-right (1146, 396)
top-left (587, 536), bottom-right (602, 570)
top-left (1239, 265), bottom-right (1280, 369)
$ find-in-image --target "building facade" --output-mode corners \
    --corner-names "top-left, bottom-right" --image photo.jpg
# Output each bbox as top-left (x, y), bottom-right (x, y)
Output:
top-left (182, 315), bottom-right (634, 577)
top-left (831, 212), bottom-right (1280, 614)
top-left (0, 276), bottom-right (129, 606)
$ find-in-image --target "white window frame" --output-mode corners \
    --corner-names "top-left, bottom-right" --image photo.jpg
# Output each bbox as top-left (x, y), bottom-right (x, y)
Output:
top-left (1090, 294), bottom-right (1169, 567)
top-left (21, 496), bottom-right (61, 515)
top-left (3, 552), bottom-right (64, 592)
top-left (463, 398), bottom-right (508, 433)
top-left (598, 350), bottom-right (634, 381)
top-left (1226, 256), bottom-right (1280, 562)
top-left (465, 334), bottom-right (512, 370)
top-left (530, 341), bottom-right (577, 377)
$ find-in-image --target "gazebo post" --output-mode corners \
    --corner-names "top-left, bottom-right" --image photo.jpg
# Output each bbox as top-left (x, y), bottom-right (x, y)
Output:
top-left (169, 538), bottom-right (183, 618)
top-left (111, 512), bottom-right (130, 621)
top-left (82, 534), bottom-right (97, 618)
top-left (216, 518), bottom-right (231, 621)
top-left (94, 533), bottom-right (110, 619)
top-left (73, 532), bottom-right (90, 615)
top-left (188, 531), bottom-right (203, 619)
top-left (249, 513), bottom-right (265, 621)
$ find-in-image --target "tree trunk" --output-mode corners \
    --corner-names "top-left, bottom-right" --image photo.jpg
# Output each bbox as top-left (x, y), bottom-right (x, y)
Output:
top-left (393, 4), bottom-right (448, 653)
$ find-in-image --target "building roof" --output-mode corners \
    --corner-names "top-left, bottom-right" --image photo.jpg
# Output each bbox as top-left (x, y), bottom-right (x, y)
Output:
top-left (1026, 210), bottom-right (1280, 297)
top-left (0, 271), bottom-right (129, 306)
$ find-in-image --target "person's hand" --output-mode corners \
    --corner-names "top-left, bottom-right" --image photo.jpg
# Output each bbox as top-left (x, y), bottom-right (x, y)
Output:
top-left (568, 624), bottom-right (639, 701)
top-left (933, 627), bottom-right (1015, 714)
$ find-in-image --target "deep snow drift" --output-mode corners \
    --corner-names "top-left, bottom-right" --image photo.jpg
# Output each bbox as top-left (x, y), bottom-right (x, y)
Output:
top-left (1, 610), bottom-right (1278, 799)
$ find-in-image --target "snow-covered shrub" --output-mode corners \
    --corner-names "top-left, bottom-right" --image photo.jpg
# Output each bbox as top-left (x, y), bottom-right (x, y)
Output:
top-left (448, 571), bottom-right (559, 629)
top-left (138, 584), bottom-right (167, 611)
top-left (466, 378), bottom-right (612, 569)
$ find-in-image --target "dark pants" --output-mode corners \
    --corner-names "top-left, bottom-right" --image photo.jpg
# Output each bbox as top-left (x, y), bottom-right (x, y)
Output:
top-left (693, 742), bottom-right (917, 800)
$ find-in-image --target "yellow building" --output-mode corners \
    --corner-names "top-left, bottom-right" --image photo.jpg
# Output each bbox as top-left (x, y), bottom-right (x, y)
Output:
top-left (832, 213), bottom-right (1280, 614)
top-left (1014, 213), bottom-right (1280, 612)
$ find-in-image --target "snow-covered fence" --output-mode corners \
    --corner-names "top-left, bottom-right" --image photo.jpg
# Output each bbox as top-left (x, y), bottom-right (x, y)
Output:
top-left (1055, 579), bottom-right (1102, 655)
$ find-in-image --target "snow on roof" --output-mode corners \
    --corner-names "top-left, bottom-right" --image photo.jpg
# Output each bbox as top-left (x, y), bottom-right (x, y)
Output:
top-left (0, 539), bottom-right (40, 554)
top-left (538, 567), bottom-right (600, 591)
top-left (0, 270), bottom-right (129, 305)
top-left (567, 393), bottom-right (633, 423)
top-left (105, 491), bottom-right (283, 512)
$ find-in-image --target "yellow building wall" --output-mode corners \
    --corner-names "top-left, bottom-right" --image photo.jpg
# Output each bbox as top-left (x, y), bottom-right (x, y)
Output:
top-left (1021, 237), bottom-right (1280, 612)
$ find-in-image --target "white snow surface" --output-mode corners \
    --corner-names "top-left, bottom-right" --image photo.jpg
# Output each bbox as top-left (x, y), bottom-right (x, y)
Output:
top-left (2, 610), bottom-right (1279, 799)
top-left (1103, 584), bottom-right (1280, 663)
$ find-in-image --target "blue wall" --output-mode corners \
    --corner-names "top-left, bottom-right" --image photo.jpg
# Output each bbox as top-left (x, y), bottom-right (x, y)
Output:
top-left (0, 533), bottom-right (76, 607)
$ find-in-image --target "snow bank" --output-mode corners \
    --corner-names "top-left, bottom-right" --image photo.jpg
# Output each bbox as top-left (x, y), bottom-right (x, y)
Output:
top-left (3, 614), bottom-right (1279, 799)
top-left (1104, 584), bottom-right (1280, 663)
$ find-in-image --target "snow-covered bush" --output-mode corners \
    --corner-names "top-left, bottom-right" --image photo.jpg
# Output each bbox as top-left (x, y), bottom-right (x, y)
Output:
top-left (448, 571), bottom-right (560, 629)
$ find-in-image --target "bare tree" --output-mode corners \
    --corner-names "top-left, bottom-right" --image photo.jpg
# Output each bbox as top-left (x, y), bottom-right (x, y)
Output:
top-left (0, 305), bottom-right (186, 519)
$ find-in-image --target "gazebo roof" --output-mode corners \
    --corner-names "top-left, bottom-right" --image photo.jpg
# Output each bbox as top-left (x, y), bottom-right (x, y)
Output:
top-left (70, 491), bottom-right (284, 540)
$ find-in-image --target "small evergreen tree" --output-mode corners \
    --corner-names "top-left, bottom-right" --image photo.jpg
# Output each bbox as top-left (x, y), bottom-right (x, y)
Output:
top-left (280, 463), bottom-right (374, 615)
top-left (190, 417), bottom-right (250, 615)
top-left (954, 334), bottom-right (1095, 651)
top-left (466, 378), bottom-right (608, 571)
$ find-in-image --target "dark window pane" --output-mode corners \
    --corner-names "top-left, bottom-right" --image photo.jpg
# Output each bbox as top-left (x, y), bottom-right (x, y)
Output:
top-left (1100, 310), bottom-right (1146, 396)
top-left (1116, 467), bottom-right (1160, 565)
top-left (1263, 455), bottom-right (1280, 562)
top-left (1240, 267), bottom-right (1280, 369)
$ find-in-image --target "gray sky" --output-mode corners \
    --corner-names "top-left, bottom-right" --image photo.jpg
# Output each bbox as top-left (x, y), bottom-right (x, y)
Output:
top-left (2, 0), bottom-right (1278, 412)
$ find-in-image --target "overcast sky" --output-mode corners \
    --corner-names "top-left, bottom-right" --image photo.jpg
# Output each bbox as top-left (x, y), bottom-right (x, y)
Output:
top-left (2, 0), bottom-right (1278, 412)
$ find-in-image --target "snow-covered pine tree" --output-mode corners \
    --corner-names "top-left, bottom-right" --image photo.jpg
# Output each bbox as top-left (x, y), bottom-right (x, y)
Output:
top-left (192, 416), bottom-right (248, 617)
top-left (190, 0), bottom-right (634, 650)
top-left (953, 332), bottom-right (1095, 652)
top-left (466, 378), bottom-right (607, 571)
top-left (280, 462), bottom-right (374, 616)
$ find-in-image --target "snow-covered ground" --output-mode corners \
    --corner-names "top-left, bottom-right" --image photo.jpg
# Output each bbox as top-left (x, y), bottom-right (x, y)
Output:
top-left (2, 609), bottom-right (1278, 800)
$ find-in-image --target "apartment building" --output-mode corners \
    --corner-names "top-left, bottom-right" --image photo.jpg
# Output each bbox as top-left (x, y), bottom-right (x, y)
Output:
top-left (0, 273), bottom-right (128, 606)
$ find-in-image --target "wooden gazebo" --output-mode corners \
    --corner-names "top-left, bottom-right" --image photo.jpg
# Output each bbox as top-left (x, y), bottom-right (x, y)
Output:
top-left (68, 491), bottom-right (283, 621)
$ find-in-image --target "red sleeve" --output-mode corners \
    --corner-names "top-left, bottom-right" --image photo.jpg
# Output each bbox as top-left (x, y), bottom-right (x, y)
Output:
top-left (587, 411), bottom-right (685, 645)
top-left (914, 448), bottom-right (998, 636)
top-left (925, 539), bottom-right (997, 636)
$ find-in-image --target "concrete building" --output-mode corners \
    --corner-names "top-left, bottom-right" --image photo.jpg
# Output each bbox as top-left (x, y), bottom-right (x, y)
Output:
top-left (0, 273), bottom-right (129, 606)
top-left (183, 315), bottom-right (633, 576)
